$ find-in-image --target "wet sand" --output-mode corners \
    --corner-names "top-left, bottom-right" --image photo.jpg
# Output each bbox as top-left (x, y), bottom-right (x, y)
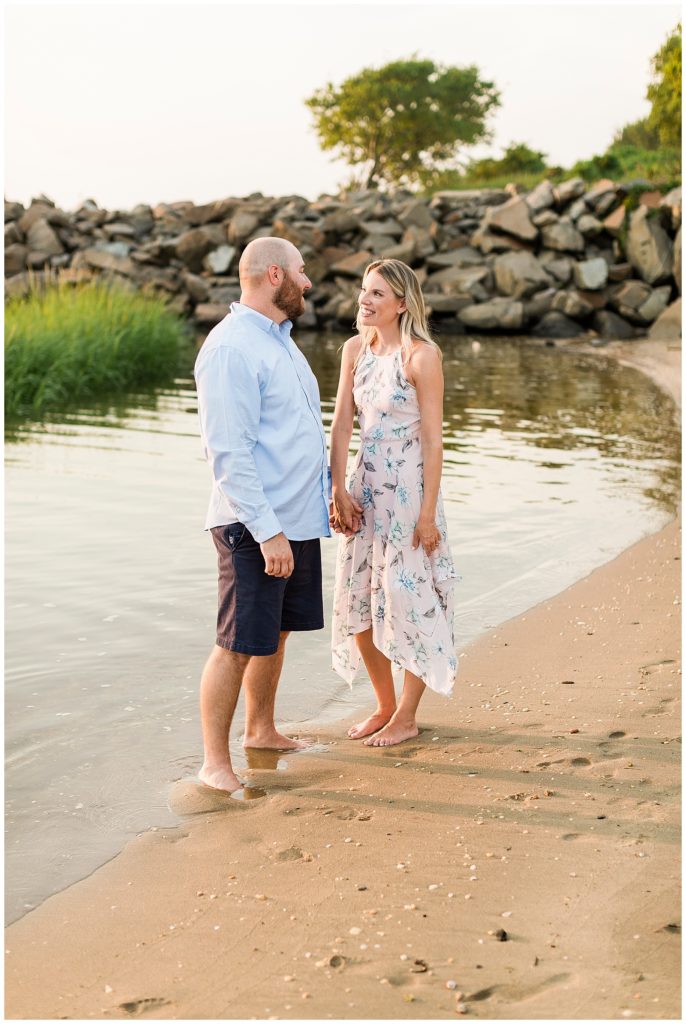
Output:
top-left (5, 339), bottom-right (681, 1021)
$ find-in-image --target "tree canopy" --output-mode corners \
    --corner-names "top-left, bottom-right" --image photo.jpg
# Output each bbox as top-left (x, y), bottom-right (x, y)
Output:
top-left (305, 58), bottom-right (500, 189)
top-left (466, 143), bottom-right (548, 181)
top-left (646, 23), bottom-right (681, 148)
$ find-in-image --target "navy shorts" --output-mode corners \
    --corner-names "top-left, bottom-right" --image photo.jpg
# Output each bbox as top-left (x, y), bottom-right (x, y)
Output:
top-left (210, 523), bottom-right (324, 656)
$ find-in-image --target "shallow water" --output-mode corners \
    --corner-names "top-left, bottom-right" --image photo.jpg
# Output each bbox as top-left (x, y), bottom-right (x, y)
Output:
top-left (4, 335), bottom-right (679, 923)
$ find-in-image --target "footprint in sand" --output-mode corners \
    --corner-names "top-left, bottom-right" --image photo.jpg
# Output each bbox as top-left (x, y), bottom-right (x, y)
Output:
top-left (642, 697), bottom-right (676, 717)
top-left (272, 845), bottom-right (314, 862)
top-left (168, 779), bottom-right (265, 816)
top-left (119, 997), bottom-right (170, 1017)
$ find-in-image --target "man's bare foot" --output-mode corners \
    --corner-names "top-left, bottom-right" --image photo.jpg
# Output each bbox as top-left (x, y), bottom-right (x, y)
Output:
top-left (243, 729), bottom-right (313, 751)
top-left (363, 720), bottom-right (419, 747)
top-left (198, 763), bottom-right (243, 793)
top-left (348, 711), bottom-right (394, 740)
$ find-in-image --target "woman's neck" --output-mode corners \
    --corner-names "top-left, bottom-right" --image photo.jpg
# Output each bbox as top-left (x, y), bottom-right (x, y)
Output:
top-left (370, 325), bottom-right (402, 355)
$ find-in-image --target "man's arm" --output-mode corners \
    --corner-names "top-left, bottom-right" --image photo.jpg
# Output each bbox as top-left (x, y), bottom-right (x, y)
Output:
top-left (195, 345), bottom-right (293, 576)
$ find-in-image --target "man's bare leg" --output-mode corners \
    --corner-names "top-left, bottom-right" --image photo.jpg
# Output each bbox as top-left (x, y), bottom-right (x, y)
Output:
top-left (198, 644), bottom-right (249, 792)
top-left (242, 631), bottom-right (309, 750)
top-left (363, 669), bottom-right (424, 747)
top-left (347, 628), bottom-right (397, 739)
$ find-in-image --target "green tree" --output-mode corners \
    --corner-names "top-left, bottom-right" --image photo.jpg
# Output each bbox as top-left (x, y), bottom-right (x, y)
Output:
top-left (305, 58), bottom-right (500, 189)
top-left (612, 117), bottom-right (660, 150)
top-left (466, 142), bottom-right (547, 181)
top-left (646, 23), bottom-right (681, 147)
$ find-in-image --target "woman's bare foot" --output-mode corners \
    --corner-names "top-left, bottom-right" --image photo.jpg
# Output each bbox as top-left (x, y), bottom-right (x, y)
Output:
top-left (243, 729), bottom-right (312, 751)
top-left (348, 711), bottom-right (395, 739)
top-left (198, 763), bottom-right (243, 793)
top-left (363, 719), bottom-right (419, 747)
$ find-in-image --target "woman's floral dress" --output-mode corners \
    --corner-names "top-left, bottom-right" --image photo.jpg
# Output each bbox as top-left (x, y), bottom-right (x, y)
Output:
top-left (332, 347), bottom-right (459, 695)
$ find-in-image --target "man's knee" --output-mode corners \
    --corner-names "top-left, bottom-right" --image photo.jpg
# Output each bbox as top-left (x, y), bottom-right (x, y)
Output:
top-left (278, 631), bottom-right (290, 648)
top-left (212, 644), bottom-right (251, 669)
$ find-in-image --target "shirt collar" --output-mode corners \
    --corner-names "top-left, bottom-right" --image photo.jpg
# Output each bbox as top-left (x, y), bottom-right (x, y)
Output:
top-left (230, 302), bottom-right (292, 341)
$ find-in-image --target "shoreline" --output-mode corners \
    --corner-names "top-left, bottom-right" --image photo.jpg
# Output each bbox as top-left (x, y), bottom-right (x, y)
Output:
top-left (5, 338), bottom-right (681, 1020)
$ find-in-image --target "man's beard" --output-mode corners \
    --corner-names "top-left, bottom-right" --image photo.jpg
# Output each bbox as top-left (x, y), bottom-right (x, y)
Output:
top-left (274, 271), bottom-right (305, 321)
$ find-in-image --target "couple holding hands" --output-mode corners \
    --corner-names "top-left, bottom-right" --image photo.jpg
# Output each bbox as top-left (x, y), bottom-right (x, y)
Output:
top-left (194, 236), bottom-right (458, 794)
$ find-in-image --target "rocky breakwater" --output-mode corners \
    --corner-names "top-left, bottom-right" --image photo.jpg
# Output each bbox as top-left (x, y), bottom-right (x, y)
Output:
top-left (4, 179), bottom-right (682, 340)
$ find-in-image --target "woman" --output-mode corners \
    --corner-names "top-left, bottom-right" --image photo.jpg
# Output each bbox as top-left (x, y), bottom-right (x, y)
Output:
top-left (330, 258), bottom-right (459, 748)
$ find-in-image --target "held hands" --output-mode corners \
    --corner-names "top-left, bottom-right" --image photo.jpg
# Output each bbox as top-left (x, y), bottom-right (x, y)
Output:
top-left (412, 514), bottom-right (440, 555)
top-left (260, 532), bottom-right (294, 577)
top-left (329, 491), bottom-right (363, 536)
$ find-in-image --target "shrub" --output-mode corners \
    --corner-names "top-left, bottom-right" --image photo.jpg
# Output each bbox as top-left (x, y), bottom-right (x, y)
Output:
top-left (5, 278), bottom-right (190, 418)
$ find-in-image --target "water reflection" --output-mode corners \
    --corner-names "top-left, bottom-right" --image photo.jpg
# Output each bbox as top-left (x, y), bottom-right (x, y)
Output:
top-left (4, 333), bottom-right (680, 926)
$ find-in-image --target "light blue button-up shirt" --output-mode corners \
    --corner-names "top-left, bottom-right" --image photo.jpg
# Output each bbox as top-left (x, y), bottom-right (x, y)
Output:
top-left (194, 302), bottom-right (330, 542)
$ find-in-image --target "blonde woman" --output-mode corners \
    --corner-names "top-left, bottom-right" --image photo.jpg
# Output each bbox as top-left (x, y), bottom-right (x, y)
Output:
top-left (330, 259), bottom-right (459, 747)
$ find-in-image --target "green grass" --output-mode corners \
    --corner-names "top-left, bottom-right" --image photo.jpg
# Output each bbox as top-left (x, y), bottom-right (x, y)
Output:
top-left (5, 279), bottom-right (190, 418)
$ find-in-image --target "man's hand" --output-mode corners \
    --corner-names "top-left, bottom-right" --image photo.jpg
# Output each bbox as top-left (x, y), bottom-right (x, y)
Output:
top-left (260, 532), bottom-right (294, 577)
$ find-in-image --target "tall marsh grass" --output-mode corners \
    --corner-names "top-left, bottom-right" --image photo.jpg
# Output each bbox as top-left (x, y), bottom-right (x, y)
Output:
top-left (5, 280), bottom-right (190, 418)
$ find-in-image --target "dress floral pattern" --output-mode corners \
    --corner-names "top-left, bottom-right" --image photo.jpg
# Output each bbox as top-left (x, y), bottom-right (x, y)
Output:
top-left (332, 348), bottom-right (459, 695)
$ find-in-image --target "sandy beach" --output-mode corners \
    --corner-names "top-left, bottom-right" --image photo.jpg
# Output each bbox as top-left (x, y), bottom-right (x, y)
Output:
top-left (5, 339), bottom-right (681, 1021)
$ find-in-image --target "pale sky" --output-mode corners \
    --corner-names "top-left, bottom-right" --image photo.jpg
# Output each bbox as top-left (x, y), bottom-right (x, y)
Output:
top-left (4, 0), bottom-right (681, 211)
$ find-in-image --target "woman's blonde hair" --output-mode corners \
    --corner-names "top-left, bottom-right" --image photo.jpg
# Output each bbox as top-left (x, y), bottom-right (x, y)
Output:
top-left (354, 258), bottom-right (440, 369)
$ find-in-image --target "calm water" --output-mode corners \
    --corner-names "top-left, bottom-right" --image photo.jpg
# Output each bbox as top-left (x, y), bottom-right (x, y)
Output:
top-left (5, 335), bottom-right (680, 924)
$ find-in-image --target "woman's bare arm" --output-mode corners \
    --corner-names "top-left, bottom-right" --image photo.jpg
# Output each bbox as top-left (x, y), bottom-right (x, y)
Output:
top-left (406, 344), bottom-right (444, 553)
top-left (330, 336), bottom-right (364, 532)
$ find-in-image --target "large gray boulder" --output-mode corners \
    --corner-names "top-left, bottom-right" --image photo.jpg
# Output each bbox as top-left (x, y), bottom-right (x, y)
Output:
top-left (5, 243), bottom-right (28, 275)
top-left (471, 225), bottom-right (527, 254)
top-left (175, 227), bottom-right (224, 273)
top-left (330, 251), bottom-right (373, 278)
top-left (77, 248), bottom-right (135, 276)
top-left (625, 206), bottom-right (673, 284)
top-left (402, 224), bottom-right (436, 258)
top-left (539, 252), bottom-right (573, 283)
top-left (593, 310), bottom-right (635, 339)
top-left (204, 245), bottom-right (236, 275)
top-left (423, 293), bottom-right (472, 314)
top-left (397, 199), bottom-right (436, 229)
top-left (484, 195), bottom-right (538, 241)
top-left (426, 246), bottom-right (484, 269)
top-left (26, 218), bottom-right (64, 256)
top-left (573, 257), bottom-right (608, 291)
top-left (494, 251), bottom-right (553, 298)
top-left (577, 213), bottom-right (604, 237)
top-left (531, 311), bottom-right (587, 338)
top-left (541, 220), bottom-right (585, 253)
top-left (320, 209), bottom-right (361, 235)
top-left (531, 209), bottom-right (558, 227)
top-left (227, 210), bottom-right (263, 245)
top-left (551, 290), bottom-right (595, 319)
top-left (610, 280), bottom-right (671, 323)
top-left (553, 178), bottom-right (586, 207)
top-left (426, 264), bottom-right (491, 299)
top-left (458, 296), bottom-right (524, 330)
top-left (361, 218), bottom-right (404, 239)
top-left (637, 285), bottom-right (672, 323)
top-left (526, 180), bottom-right (555, 213)
top-left (674, 225), bottom-right (681, 294)
top-left (659, 187), bottom-right (681, 231)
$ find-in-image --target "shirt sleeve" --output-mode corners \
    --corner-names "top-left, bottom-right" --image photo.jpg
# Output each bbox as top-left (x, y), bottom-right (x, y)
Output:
top-left (195, 344), bottom-right (282, 543)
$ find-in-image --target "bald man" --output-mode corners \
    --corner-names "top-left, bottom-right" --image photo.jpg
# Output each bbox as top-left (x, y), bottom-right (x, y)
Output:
top-left (194, 237), bottom-right (331, 793)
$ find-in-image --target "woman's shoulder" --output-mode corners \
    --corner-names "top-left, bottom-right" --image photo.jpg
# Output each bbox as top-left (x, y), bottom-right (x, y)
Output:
top-left (341, 334), bottom-right (364, 365)
top-left (405, 339), bottom-right (442, 383)
top-left (343, 334), bottom-right (364, 355)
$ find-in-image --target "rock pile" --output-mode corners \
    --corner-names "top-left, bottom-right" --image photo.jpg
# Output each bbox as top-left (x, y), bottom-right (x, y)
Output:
top-left (4, 179), bottom-right (681, 339)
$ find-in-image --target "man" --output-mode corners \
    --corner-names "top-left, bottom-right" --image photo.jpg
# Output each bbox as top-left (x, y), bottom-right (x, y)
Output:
top-left (194, 236), bottom-right (331, 793)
